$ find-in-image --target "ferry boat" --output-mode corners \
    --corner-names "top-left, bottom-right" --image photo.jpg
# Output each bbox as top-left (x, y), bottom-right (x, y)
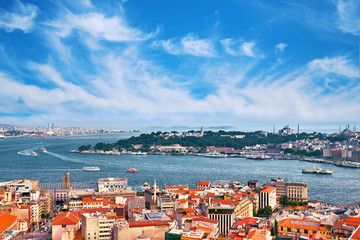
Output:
top-left (83, 167), bottom-right (101, 171)
top-left (302, 167), bottom-right (332, 174)
top-left (203, 151), bottom-right (228, 158)
top-left (29, 151), bottom-right (39, 156)
top-left (126, 168), bottom-right (139, 172)
top-left (334, 161), bottom-right (360, 168)
top-left (246, 154), bottom-right (271, 160)
top-left (40, 147), bottom-right (47, 152)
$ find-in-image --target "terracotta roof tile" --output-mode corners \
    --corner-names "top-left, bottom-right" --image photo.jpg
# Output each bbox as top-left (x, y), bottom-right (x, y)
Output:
top-left (0, 213), bottom-right (17, 233)
top-left (52, 212), bottom-right (80, 225)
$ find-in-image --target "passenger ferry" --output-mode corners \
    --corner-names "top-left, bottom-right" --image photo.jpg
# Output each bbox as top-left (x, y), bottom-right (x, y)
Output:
top-left (126, 168), bottom-right (139, 172)
top-left (302, 167), bottom-right (332, 174)
top-left (83, 167), bottom-right (101, 171)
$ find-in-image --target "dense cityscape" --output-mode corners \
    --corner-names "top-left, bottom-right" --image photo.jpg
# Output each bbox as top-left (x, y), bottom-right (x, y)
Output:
top-left (1, 0), bottom-right (360, 239)
top-left (0, 125), bottom-right (360, 239)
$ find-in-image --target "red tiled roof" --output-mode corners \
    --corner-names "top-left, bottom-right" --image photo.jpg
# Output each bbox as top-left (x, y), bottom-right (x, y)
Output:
top-left (52, 212), bottom-right (80, 225)
top-left (192, 217), bottom-right (219, 224)
top-left (279, 218), bottom-right (320, 231)
top-left (167, 185), bottom-right (188, 189)
top-left (0, 213), bottom-right (17, 233)
top-left (234, 217), bottom-right (259, 228)
top-left (129, 220), bottom-right (173, 228)
top-left (212, 199), bottom-right (238, 206)
top-left (261, 186), bottom-right (276, 193)
top-left (350, 225), bottom-right (360, 240)
top-left (196, 181), bottom-right (210, 185)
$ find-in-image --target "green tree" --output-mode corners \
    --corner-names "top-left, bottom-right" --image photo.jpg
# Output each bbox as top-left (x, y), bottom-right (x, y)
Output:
top-left (279, 195), bottom-right (289, 206)
top-left (257, 206), bottom-right (273, 218)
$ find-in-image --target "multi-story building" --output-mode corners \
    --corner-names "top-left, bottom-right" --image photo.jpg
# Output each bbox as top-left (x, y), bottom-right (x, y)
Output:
top-left (202, 199), bottom-right (237, 236)
top-left (52, 212), bottom-right (81, 240)
top-left (39, 190), bottom-right (54, 216)
top-left (271, 178), bottom-right (286, 198)
top-left (98, 178), bottom-right (128, 193)
top-left (278, 218), bottom-right (329, 238)
top-left (259, 186), bottom-right (276, 210)
top-left (81, 212), bottom-right (116, 240)
top-left (196, 181), bottom-right (211, 190)
top-left (286, 182), bottom-right (308, 201)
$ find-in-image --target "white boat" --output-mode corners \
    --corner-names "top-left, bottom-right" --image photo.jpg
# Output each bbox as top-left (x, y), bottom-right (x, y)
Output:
top-left (41, 147), bottom-right (47, 152)
top-left (83, 167), bottom-right (101, 171)
top-left (203, 151), bottom-right (228, 158)
top-left (302, 167), bottom-right (332, 174)
top-left (142, 182), bottom-right (150, 191)
top-left (246, 154), bottom-right (271, 160)
top-left (29, 151), bottom-right (38, 156)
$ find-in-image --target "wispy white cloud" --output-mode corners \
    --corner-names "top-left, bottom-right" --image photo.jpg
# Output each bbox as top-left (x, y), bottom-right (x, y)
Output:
top-left (335, 0), bottom-right (360, 35)
top-left (0, 0), bottom-right (38, 33)
top-left (275, 42), bottom-right (287, 63)
top-left (48, 12), bottom-right (156, 42)
top-left (308, 56), bottom-right (358, 78)
top-left (220, 38), bottom-right (259, 57)
top-left (154, 33), bottom-right (215, 57)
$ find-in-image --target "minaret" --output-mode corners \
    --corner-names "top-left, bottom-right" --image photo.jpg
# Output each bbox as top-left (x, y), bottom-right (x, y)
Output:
top-left (153, 179), bottom-right (157, 204)
top-left (297, 124), bottom-right (300, 134)
top-left (164, 182), bottom-right (167, 191)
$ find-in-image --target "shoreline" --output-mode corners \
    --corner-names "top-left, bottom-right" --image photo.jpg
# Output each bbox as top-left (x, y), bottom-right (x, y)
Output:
top-left (69, 149), bottom-right (360, 168)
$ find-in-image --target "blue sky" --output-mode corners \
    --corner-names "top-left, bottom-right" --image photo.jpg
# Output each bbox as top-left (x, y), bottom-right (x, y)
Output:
top-left (0, 0), bottom-right (359, 130)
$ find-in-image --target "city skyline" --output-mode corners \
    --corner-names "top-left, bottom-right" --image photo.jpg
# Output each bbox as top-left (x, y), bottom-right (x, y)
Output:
top-left (0, 0), bottom-right (360, 129)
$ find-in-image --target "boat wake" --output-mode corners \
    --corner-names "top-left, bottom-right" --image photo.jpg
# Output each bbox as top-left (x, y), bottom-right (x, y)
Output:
top-left (43, 151), bottom-right (84, 163)
top-left (17, 148), bottom-right (38, 156)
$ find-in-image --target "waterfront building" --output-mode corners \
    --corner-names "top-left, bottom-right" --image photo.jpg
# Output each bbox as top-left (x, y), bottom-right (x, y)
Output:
top-left (247, 180), bottom-right (258, 189)
top-left (270, 178), bottom-right (287, 198)
top-left (196, 181), bottom-right (211, 190)
top-left (286, 182), bottom-right (308, 201)
top-left (165, 185), bottom-right (189, 192)
top-left (98, 178), bottom-right (128, 193)
top-left (259, 186), bottom-right (276, 210)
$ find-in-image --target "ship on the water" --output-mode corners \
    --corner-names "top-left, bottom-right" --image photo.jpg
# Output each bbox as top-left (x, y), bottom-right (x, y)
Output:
top-left (246, 154), bottom-right (271, 160)
top-left (202, 151), bottom-right (228, 158)
top-left (83, 167), bottom-right (101, 171)
top-left (302, 167), bottom-right (332, 174)
top-left (334, 161), bottom-right (360, 168)
top-left (29, 151), bottom-right (38, 156)
top-left (40, 147), bottom-right (47, 152)
top-left (126, 168), bottom-right (139, 172)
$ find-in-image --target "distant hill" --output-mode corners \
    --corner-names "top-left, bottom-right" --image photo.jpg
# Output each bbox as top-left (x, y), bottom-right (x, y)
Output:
top-left (145, 125), bottom-right (236, 132)
top-left (0, 124), bottom-right (14, 128)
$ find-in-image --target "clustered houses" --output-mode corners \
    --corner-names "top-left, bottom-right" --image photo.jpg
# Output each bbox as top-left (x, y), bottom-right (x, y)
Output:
top-left (1, 176), bottom-right (360, 240)
top-left (0, 180), bottom-right (53, 238)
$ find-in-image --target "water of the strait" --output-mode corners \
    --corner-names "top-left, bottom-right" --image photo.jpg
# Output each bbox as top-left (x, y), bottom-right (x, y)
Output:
top-left (0, 133), bottom-right (359, 204)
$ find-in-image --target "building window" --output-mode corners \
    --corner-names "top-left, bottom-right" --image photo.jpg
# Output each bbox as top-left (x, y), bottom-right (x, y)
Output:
top-left (62, 224), bottom-right (66, 228)
top-left (304, 229), bottom-right (308, 234)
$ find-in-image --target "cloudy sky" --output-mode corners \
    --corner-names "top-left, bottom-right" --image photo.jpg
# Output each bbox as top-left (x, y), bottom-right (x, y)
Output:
top-left (0, 0), bottom-right (359, 130)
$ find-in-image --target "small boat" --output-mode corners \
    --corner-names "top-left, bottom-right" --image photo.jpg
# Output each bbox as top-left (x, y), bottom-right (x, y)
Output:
top-left (83, 167), bottom-right (101, 171)
top-left (40, 147), bottom-right (47, 152)
top-left (142, 182), bottom-right (149, 191)
top-left (126, 168), bottom-right (139, 172)
top-left (29, 151), bottom-right (38, 156)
